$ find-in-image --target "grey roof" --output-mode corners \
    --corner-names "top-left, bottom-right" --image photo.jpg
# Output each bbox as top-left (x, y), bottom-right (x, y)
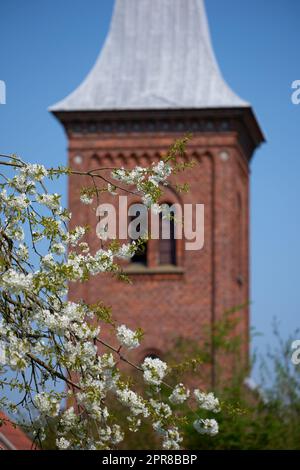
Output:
top-left (50, 0), bottom-right (249, 112)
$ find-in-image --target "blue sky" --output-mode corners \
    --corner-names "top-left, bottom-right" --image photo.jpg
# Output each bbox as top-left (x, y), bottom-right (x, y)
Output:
top-left (0, 0), bottom-right (299, 375)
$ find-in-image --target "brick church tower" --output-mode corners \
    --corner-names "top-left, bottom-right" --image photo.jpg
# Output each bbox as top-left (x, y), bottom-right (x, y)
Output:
top-left (50, 0), bottom-right (264, 386)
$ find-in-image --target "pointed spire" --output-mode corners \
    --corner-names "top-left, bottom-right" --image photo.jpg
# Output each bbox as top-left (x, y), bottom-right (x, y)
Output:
top-left (50, 0), bottom-right (249, 111)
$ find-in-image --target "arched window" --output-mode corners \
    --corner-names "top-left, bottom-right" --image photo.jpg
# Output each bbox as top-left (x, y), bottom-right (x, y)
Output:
top-left (131, 241), bottom-right (147, 265)
top-left (159, 204), bottom-right (176, 266)
top-left (128, 206), bottom-right (148, 266)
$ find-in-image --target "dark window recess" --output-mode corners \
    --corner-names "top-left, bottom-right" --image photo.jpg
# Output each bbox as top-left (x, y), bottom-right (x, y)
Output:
top-left (159, 211), bottom-right (176, 265)
top-left (131, 241), bottom-right (147, 265)
top-left (129, 210), bottom-right (147, 266)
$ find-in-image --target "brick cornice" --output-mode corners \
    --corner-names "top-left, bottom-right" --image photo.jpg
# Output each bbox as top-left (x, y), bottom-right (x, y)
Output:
top-left (52, 108), bottom-right (265, 162)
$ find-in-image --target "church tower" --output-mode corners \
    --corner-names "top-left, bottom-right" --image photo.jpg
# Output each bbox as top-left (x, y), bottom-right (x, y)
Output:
top-left (50, 0), bottom-right (264, 386)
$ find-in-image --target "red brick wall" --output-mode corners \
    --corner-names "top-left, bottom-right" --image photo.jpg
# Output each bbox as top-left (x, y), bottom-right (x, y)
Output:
top-left (66, 128), bottom-right (250, 387)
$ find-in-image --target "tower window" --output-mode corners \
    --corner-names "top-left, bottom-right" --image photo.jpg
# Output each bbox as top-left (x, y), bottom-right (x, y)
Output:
top-left (159, 207), bottom-right (176, 266)
top-left (128, 207), bottom-right (148, 266)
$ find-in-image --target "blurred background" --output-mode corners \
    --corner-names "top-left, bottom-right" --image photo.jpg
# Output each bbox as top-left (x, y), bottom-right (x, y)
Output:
top-left (1, 0), bottom-right (299, 371)
top-left (0, 0), bottom-right (299, 449)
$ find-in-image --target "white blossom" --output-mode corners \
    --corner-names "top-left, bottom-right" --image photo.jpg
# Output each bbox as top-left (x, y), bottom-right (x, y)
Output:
top-left (17, 243), bottom-right (29, 260)
top-left (56, 437), bottom-right (71, 450)
top-left (4, 335), bottom-right (29, 370)
top-left (110, 424), bottom-right (124, 445)
top-left (41, 253), bottom-right (56, 269)
top-left (1, 269), bottom-right (33, 293)
top-left (150, 399), bottom-right (172, 419)
top-left (80, 194), bottom-right (93, 205)
top-left (141, 357), bottom-right (167, 386)
top-left (10, 174), bottom-right (35, 193)
top-left (67, 226), bottom-right (86, 246)
top-left (152, 160), bottom-right (172, 180)
top-left (162, 426), bottom-right (183, 450)
top-left (169, 383), bottom-right (190, 404)
top-left (142, 193), bottom-right (155, 208)
top-left (37, 193), bottom-right (61, 210)
top-left (0, 144), bottom-right (220, 450)
top-left (193, 418), bottom-right (219, 436)
top-left (2, 192), bottom-right (30, 211)
top-left (51, 242), bottom-right (65, 254)
top-left (60, 407), bottom-right (77, 430)
top-left (115, 387), bottom-right (149, 418)
top-left (116, 324), bottom-right (140, 349)
top-left (34, 392), bottom-right (60, 417)
top-left (7, 225), bottom-right (24, 241)
top-left (194, 389), bottom-right (220, 413)
top-left (116, 242), bottom-right (135, 259)
top-left (107, 183), bottom-right (117, 195)
top-left (112, 166), bottom-right (146, 185)
top-left (21, 163), bottom-right (48, 181)
top-left (127, 416), bottom-right (141, 433)
top-left (0, 340), bottom-right (6, 365)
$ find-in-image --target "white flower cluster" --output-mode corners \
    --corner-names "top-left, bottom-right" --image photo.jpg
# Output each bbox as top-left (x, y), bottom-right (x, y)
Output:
top-left (66, 226), bottom-right (86, 246)
top-left (20, 163), bottom-right (48, 181)
top-left (34, 392), bottom-right (60, 418)
top-left (51, 242), bottom-right (65, 255)
top-left (112, 166), bottom-right (147, 186)
top-left (37, 193), bottom-right (61, 211)
top-left (76, 378), bottom-right (109, 421)
top-left (115, 387), bottom-right (150, 418)
top-left (150, 399), bottom-right (172, 419)
top-left (169, 383), bottom-right (190, 404)
top-left (116, 324), bottom-right (140, 349)
top-left (85, 249), bottom-right (114, 275)
top-left (64, 339), bottom-right (98, 370)
top-left (7, 225), bottom-right (24, 241)
top-left (194, 389), bottom-right (220, 413)
top-left (149, 161), bottom-right (172, 186)
top-left (141, 357), bottom-right (167, 386)
top-left (112, 160), bottom-right (172, 207)
top-left (152, 420), bottom-right (183, 450)
top-left (10, 174), bottom-right (35, 193)
top-left (192, 390), bottom-right (220, 437)
top-left (2, 332), bottom-right (29, 370)
top-left (1, 269), bottom-right (33, 293)
top-left (80, 193), bottom-right (93, 205)
top-left (116, 242), bottom-right (135, 259)
top-left (35, 302), bottom-right (99, 339)
top-left (107, 183), bottom-right (117, 195)
top-left (126, 415), bottom-right (141, 433)
top-left (56, 437), bottom-right (71, 450)
top-left (193, 418), bottom-right (219, 436)
top-left (17, 243), bottom-right (29, 260)
top-left (41, 253), bottom-right (56, 269)
top-left (59, 406), bottom-right (78, 431)
top-left (162, 426), bottom-right (183, 450)
top-left (0, 190), bottom-right (30, 211)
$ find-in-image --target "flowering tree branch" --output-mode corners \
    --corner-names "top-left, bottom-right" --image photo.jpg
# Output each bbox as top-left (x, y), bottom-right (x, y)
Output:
top-left (0, 138), bottom-right (220, 450)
